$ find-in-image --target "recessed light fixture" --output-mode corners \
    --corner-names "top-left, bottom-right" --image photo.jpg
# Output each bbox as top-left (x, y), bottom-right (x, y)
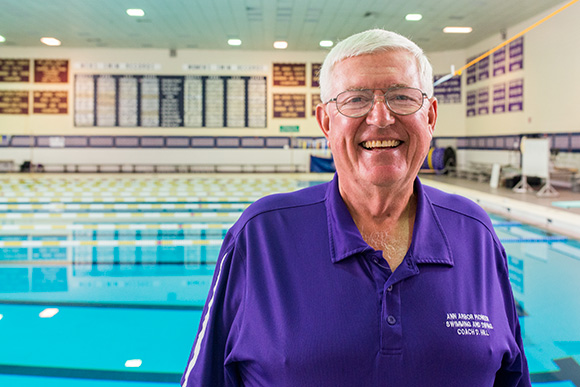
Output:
top-left (443, 26), bottom-right (472, 34)
top-left (39, 308), bottom-right (59, 318)
top-left (40, 37), bottom-right (61, 46)
top-left (0, 35), bottom-right (5, 43)
top-left (228, 39), bottom-right (242, 46)
top-left (319, 40), bottom-right (333, 48)
top-left (273, 41), bottom-right (288, 49)
top-left (126, 8), bottom-right (145, 17)
top-left (405, 14), bottom-right (423, 21)
top-left (125, 359), bottom-right (143, 368)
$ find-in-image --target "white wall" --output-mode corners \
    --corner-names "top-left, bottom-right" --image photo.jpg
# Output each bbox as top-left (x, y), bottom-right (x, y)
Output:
top-left (2, 1), bottom-right (580, 170)
top-left (0, 47), bottom-right (327, 138)
top-left (428, 50), bottom-right (467, 137)
top-left (2, 147), bottom-right (332, 172)
top-left (456, 149), bottom-right (521, 169)
top-left (463, 1), bottom-right (580, 136)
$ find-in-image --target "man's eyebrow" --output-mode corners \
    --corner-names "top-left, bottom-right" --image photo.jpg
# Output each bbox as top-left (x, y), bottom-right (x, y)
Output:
top-left (343, 84), bottom-right (411, 92)
top-left (343, 87), bottom-right (370, 92)
top-left (388, 83), bottom-right (410, 89)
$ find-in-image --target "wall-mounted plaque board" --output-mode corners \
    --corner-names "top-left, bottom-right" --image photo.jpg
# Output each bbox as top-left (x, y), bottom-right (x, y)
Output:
top-left (311, 63), bottom-right (322, 88)
top-left (273, 63), bottom-right (306, 87)
top-left (74, 74), bottom-right (267, 128)
top-left (311, 93), bottom-right (321, 116)
top-left (33, 91), bottom-right (68, 114)
top-left (0, 59), bottom-right (30, 82)
top-left (0, 91), bottom-right (29, 114)
top-left (273, 93), bottom-right (306, 118)
top-left (34, 59), bottom-right (69, 83)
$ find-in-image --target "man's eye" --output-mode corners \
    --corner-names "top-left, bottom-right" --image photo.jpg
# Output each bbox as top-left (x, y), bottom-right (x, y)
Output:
top-left (345, 95), bottom-right (370, 104)
top-left (391, 94), bottom-right (412, 101)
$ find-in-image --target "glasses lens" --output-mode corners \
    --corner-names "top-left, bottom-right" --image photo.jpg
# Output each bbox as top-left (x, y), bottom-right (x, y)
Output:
top-left (335, 90), bottom-right (374, 117)
top-left (386, 88), bottom-right (424, 115)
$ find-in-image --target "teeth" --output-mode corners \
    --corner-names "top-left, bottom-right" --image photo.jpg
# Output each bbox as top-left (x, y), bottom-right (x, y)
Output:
top-left (361, 140), bottom-right (401, 149)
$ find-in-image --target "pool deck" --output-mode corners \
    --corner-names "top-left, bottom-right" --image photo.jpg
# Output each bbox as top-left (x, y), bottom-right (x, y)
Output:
top-left (2, 171), bottom-right (579, 239)
top-left (420, 173), bottom-right (580, 240)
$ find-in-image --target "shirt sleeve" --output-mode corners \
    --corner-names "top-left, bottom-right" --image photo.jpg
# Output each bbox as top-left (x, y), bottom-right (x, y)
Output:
top-left (494, 245), bottom-right (532, 387)
top-left (181, 237), bottom-right (246, 387)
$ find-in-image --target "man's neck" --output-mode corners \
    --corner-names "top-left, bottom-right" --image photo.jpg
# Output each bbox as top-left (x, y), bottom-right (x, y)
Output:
top-left (339, 179), bottom-right (417, 271)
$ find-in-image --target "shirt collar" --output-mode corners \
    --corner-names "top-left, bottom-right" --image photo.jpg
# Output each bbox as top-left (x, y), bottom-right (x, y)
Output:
top-left (324, 173), bottom-right (454, 267)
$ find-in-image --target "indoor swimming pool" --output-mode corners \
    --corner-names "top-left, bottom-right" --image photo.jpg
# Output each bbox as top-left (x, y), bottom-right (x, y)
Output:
top-left (0, 175), bottom-right (578, 386)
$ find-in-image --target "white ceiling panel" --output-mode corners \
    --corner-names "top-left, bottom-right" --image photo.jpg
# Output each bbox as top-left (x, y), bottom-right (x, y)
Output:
top-left (0, 0), bottom-right (570, 52)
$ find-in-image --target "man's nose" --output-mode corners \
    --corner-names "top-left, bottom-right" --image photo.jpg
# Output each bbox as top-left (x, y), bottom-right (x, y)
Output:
top-left (366, 95), bottom-right (395, 127)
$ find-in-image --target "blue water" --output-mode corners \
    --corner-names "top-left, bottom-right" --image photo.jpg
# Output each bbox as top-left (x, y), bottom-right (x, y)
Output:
top-left (491, 214), bottom-right (580, 385)
top-left (0, 176), bottom-right (578, 386)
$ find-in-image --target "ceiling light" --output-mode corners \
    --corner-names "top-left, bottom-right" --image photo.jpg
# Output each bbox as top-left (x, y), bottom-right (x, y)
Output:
top-left (126, 9), bottom-right (145, 17)
top-left (0, 35), bottom-right (5, 43)
top-left (405, 14), bottom-right (423, 21)
top-left (0, 314), bottom-right (3, 320)
top-left (273, 41), bottom-right (288, 49)
top-left (443, 26), bottom-right (473, 34)
top-left (228, 39), bottom-right (242, 46)
top-left (39, 308), bottom-right (59, 318)
top-left (125, 359), bottom-right (143, 368)
top-left (40, 37), bottom-right (61, 46)
top-left (319, 40), bottom-right (333, 48)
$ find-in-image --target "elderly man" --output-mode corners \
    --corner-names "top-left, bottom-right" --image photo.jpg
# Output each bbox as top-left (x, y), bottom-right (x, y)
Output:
top-left (182, 29), bottom-right (530, 386)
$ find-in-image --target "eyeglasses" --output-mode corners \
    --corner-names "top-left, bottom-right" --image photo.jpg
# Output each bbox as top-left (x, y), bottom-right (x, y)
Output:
top-left (326, 87), bottom-right (428, 118)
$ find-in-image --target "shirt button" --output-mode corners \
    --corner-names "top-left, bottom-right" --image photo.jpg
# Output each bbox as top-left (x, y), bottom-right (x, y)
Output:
top-left (387, 315), bottom-right (397, 325)
top-left (387, 285), bottom-right (393, 292)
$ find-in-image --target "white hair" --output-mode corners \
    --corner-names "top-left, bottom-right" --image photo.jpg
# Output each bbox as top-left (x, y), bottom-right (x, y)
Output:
top-left (319, 29), bottom-right (434, 102)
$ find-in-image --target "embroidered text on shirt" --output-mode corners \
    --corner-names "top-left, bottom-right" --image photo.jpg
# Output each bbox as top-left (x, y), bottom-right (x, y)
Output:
top-left (445, 312), bottom-right (495, 336)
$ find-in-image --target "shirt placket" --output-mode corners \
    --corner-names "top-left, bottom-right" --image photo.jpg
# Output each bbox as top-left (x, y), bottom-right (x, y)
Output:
top-left (381, 280), bottom-right (402, 354)
top-left (369, 255), bottom-right (420, 354)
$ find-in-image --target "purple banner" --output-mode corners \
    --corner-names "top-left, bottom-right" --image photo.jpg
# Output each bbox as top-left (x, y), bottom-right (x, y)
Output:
top-left (466, 55), bottom-right (477, 85)
top-left (477, 87), bottom-right (489, 115)
top-left (493, 47), bottom-right (506, 77)
top-left (508, 79), bottom-right (524, 112)
top-left (477, 56), bottom-right (490, 82)
top-left (509, 37), bottom-right (524, 72)
top-left (492, 83), bottom-right (506, 114)
top-left (433, 75), bottom-right (461, 104)
top-left (466, 90), bottom-right (477, 117)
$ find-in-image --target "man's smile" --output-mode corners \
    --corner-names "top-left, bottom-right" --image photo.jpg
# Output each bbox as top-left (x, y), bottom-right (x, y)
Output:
top-left (360, 139), bottom-right (402, 150)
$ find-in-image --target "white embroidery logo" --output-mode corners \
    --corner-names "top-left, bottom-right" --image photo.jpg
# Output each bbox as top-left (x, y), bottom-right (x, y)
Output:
top-left (445, 312), bottom-right (494, 336)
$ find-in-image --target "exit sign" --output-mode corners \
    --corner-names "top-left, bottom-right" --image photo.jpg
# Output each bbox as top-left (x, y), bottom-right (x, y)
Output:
top-left (280, 125), bottom-right (299, 133)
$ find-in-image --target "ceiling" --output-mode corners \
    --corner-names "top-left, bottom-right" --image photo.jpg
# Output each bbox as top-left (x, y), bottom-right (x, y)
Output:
top-left (0, 0), bottom-right (570, 53)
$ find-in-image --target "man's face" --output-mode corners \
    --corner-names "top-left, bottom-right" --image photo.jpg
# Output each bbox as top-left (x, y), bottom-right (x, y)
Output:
top-left (316, 50), bottom-right (437, 191)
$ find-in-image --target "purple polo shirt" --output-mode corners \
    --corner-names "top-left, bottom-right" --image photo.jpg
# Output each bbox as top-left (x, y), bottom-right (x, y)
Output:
top-left (182, 174), bottom-right (530, 386)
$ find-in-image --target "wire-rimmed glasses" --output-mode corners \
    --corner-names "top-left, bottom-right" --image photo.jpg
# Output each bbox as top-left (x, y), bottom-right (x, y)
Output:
top-left (326, 87), bottom-right (428, 118)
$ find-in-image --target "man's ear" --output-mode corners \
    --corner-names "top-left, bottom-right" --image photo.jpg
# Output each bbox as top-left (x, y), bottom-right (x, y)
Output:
top-left (427, 97), bottom-right (438, 135)
top-left (316, 103), bottom-right (331, 140)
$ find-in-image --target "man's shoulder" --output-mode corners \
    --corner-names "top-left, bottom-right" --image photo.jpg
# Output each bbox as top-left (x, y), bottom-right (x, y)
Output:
top-left (231, 181), bottom-right (329, 231)
top-left (423, 184), bottom-right (493, 230)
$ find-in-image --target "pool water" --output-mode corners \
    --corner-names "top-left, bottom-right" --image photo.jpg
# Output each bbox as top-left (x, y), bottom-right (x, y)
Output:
top-left (0, 175), bottom-right (578, 386)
